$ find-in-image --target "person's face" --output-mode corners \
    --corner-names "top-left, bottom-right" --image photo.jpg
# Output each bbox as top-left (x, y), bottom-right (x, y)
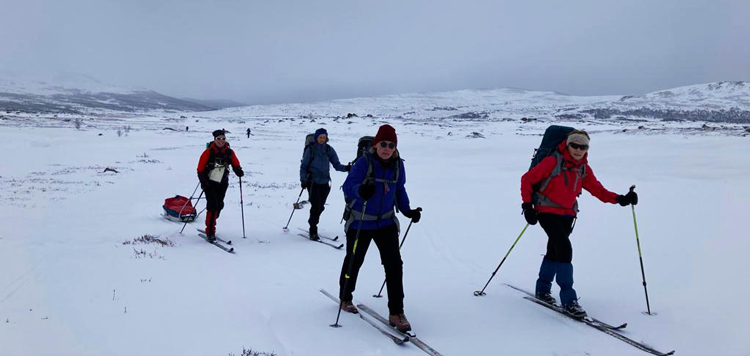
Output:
top-left (376, 141), bottom-right (396, 160)
top-left (215, 135), bottom-right (226, 147)
top-left (316, 134), bottom-right (327, 145)
top-left (567, 142), bottom-right (588, 161)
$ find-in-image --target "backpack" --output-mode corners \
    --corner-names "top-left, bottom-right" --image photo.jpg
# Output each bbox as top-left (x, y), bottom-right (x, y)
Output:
top-left (303, 133), bottom-right (331, 161)
top-left (163, 195), bottom-right (197, 222)
top-left (529, 125), bottom-right (586, 210)
top-left (355, 136), bottom-right (374, 161)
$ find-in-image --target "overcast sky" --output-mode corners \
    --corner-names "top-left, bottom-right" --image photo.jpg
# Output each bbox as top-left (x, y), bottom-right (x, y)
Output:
top-left (1, 0), bottom-right (748, 104)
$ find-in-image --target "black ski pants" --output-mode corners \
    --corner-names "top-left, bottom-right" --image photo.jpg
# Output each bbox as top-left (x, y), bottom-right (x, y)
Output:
top-left (204, 180), bottom-right (229, 213)
top-left (339, 223), bottom-right (404, 315)
top-left (537, 213), bottom-right (576, 263)
top-left (307, 182), bottom-right (331, 228)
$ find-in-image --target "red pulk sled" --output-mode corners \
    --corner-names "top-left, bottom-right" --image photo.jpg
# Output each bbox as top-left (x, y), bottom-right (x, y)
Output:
top-left (163, 195), bottom-right (197, 222)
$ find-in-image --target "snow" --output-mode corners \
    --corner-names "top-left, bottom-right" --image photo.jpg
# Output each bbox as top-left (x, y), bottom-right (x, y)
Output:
top-left (1, 92), bottom-right (749, 356)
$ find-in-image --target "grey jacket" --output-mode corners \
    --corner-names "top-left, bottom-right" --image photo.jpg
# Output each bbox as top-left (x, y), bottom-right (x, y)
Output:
top-left (300, 143), bottom-right (347, 184)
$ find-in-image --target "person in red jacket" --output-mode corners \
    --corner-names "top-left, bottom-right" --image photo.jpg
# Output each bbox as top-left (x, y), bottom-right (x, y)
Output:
top-left (197, 129), bottom-right (244, 241)
top-left (520, 130), bottom-right (637, 318)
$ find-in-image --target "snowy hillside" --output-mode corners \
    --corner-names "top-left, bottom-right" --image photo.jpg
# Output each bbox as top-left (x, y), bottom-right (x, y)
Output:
top-left (0, 72), bottom-right (215, 114)
top-left (1, 88), bottom-right (749, 356)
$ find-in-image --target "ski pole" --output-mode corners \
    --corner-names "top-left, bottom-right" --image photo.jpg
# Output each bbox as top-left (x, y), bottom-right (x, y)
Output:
top-left (474, 223), bottom-right (529, 296)
top-left (282, 188), bottom-right (305, 231)
top-left (178, 182), bottom-right (201, 217)
top-left (180, 190), bottom-right (204, 234)
top-left (373, 207), bottom-right (422, 298)
top-left (239, 177), bottom-right (246, 238)
top-left (332, 201), bottom-right (367, 328)
top-left (629, 185), bottom-right (652, 315)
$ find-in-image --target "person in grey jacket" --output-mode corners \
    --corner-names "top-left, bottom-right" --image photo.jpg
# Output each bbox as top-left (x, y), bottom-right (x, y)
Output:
top-left (299, 128), bottom-right (349, 240)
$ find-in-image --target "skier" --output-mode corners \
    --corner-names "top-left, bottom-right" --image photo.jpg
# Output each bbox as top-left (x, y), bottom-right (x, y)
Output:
top-left (197, 129), bottom-right (244, 242)
top-left (338, 124), bottom-right (422, 333)
top-left (299, 128), bottom-right (348, 240)
top-left (246, 128), bottom-right (251, 138)
top-left (520, 129), bottom-right (637, 318)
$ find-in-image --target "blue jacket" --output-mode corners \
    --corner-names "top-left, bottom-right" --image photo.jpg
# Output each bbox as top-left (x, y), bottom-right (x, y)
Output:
top-left (343, 152), bottom-right (412, 230)
top-left (300, 143), bottom-right (347, 184)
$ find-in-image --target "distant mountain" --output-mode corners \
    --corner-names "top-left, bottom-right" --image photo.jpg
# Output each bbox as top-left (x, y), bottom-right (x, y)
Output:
top-left (180, 97), bottom-right (247, 109)
top-left (0, 72), bottom-right (215, 114)
top-left (571, 81), bottom-right (750, 123)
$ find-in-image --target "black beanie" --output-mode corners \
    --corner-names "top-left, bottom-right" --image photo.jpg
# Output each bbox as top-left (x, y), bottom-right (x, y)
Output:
top-left (212, 129), bottom-right (225, 138)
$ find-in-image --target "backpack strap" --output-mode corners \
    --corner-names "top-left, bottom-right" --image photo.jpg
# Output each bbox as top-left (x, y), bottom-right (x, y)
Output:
top-left (533, 151), bottom-right (587, 212)
top-left (343, 154), bottom-right (401, 230)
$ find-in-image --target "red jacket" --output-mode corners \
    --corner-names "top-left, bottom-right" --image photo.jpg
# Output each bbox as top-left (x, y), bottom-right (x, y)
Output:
top-left (197, 142), bottom-right (242, 181)
top-left (521, 142), bottom-right (617, 216)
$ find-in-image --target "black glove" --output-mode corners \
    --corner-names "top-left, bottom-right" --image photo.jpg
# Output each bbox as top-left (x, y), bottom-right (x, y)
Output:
top-left (301, 181), bottom-right (309, 190)
top-left (198, 174), bottom-right (208, 191)
top-left (345, 163), bottom-right (352, 172)
top-left (403, 207), bottom-right (422, 223)
top-left (358, 181), bottom-right (376, 200)
top-left (616, 190), bottom-right (638, 206)
top-left (522, 202), bottom-right (537, 225)
top-left (233, 167), bottom-right (244, 177)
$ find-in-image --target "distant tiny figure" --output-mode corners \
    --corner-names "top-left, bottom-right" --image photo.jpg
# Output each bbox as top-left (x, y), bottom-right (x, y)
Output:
top-left (186, 126), bottom-right (189, 131)
top-left (246, 128), bottom-right (251, 138)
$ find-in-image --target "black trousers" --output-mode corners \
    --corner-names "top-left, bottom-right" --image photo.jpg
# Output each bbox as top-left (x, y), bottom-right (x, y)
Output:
top-left (307, 182), bottom-right (331, 227)
top-left (537, 213), bottom-right (576, 263)
top-left (339, 223), bottom-right (404, 315)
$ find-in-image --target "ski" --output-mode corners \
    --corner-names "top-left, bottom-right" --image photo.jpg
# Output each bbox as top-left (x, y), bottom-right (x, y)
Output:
top-left (320, 289), bottom-right (408, 345)
top-left (357, 304), bottom-right (444, 356)
top-left (196, 229), bottom-right (232, 245)
top-left (298, 228), bottom-right (339, 241)
top-left (504, 284), bottom-right (626, 330)
top-left (197, 231), bottom-right (235, 253)
top-left (504, 284), bottom-right (674, 355)
top-left (298, 234), bottom-right (344, 249)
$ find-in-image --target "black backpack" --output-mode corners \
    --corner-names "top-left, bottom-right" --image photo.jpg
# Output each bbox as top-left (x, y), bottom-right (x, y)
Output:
top-left (529, 125), bottom-right (586, 210)
top-left (529, 125), bottom-right (575, 170)
top-left (355, 136), bottom-right (374, 161)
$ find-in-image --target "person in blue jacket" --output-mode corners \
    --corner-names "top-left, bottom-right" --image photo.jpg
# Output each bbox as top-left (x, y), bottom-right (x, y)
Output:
top-left (299, 128), bottom-right (348, 240)
top-left (337, 124), bottom-right (422, 333)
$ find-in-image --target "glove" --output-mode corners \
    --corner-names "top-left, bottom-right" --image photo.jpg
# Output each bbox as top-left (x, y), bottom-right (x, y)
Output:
top-left (301, 181), bottom-right (309, 190)
top-left (358, 181), bottom-right (376, 200)
top-left (233, 167), bottom-right (244, 177)
top-left (198, 173), bottom-right (208, 191)
top-left (616, 190), bottom-right (638, 206)
top-left (403, 207), bottom-right (422, 223)
top-left (345, 163), bottom-right (352, 172)
top-left (522, 202), bottom-right (538, 225)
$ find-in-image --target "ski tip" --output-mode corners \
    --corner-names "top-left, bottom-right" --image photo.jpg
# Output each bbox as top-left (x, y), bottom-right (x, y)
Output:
top-left (229, 248), bottom-right (235, 253)
top-left (336, 244), bottom-right (344, 249)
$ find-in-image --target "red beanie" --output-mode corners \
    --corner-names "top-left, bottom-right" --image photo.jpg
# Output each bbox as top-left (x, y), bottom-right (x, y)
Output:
top-left (373, 124), bottom-right (397, 147)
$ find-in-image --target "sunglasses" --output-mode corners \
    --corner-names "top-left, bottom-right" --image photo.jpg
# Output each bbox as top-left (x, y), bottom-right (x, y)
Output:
top-left (378, 141), bottom-right (396, 149)
top-left (568, 143), bottom-right (588, 151)
top-left (216, 137), bottom-right (226, 141)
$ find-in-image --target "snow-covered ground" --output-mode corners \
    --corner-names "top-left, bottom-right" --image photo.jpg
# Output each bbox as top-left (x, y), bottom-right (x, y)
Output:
top-left (1, 93), bottom-right (749, 356)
